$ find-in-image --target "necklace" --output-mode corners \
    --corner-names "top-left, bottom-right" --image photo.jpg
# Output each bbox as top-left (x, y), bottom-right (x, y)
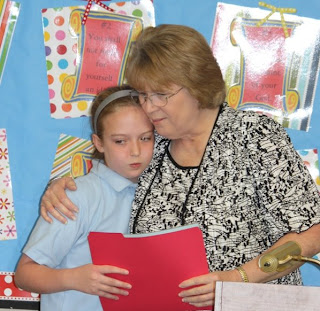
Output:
top-left (132, 106), bottom-right (222, 233)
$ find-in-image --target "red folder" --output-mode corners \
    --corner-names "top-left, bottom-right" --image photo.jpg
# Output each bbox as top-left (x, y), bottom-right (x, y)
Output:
top-left (88, 224), bottom-right (211, 311)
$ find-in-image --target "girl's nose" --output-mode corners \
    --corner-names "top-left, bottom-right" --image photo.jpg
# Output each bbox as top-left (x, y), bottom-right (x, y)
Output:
top-left (130, 141), bottom-right (141, 156)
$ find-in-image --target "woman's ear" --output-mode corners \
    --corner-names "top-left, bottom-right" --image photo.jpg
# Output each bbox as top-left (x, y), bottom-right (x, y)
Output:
top-left (92, 134), bottom-right (104, 153)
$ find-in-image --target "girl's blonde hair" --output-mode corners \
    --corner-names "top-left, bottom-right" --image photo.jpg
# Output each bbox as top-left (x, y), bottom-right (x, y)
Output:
top-left (90, 85), bottom-right (139, 160)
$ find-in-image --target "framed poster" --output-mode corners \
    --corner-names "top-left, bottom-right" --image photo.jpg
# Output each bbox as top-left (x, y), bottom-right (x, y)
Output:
top-left (42, 0), bottom-right (155, 119)
top-left (211, 2), bottom-right (320, 131)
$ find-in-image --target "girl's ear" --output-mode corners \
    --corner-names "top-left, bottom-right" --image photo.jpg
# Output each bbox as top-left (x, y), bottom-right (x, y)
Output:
top-left (92, 134), bottom-right (104, 153)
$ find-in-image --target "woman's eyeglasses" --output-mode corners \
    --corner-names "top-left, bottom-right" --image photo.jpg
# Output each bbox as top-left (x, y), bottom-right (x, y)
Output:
top-left (134, 87), bottom-right (184, 107)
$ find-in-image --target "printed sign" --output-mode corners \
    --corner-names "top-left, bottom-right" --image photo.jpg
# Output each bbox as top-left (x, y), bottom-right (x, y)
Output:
top-left (211, 2), bottom-right (320, 131)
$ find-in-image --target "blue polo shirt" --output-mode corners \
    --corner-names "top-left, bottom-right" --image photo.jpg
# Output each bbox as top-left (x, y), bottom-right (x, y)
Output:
top-left (23, 159), bottom-right (137, 311)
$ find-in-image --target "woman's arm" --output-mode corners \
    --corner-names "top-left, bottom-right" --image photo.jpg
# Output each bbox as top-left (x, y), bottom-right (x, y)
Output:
top-left (15, 254), bottom-right (132, 299)
top-left (40, 177), bottom-right (79, 224)
top-left (178, 223), bottom-right (320, 308)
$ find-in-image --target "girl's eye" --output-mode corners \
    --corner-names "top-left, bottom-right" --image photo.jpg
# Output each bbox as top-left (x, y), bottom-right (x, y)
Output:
top-left (141, 133), bottom-right (154, 141)
top-left (115, 139), bottom-right (125, 144)
top-left (141, 136), bottom-right (151, 141)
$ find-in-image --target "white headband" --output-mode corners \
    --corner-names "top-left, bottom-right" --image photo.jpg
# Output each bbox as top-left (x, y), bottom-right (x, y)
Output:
top-left (93, 89), bottom-right (139, 134)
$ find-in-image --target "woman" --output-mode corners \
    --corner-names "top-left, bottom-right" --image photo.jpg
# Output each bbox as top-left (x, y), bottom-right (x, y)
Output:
top-left (41, 25), bottom-right (320, 308)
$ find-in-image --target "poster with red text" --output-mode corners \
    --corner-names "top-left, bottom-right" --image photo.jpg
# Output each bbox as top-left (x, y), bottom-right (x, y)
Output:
top-left (42, 0), bottom-right (155, 119)
top-left (211, 2), bottom-right (320, 131)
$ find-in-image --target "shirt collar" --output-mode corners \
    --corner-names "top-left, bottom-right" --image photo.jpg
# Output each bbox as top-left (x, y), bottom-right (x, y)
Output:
top-left (90, 159), bottom-right (137, 192)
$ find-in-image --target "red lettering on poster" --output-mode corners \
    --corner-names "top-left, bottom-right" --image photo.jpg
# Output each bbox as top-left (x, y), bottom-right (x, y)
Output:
top-left (240, 25), bottom-right (292, 109)
top-left (77, 18), bottom-right (132, 95)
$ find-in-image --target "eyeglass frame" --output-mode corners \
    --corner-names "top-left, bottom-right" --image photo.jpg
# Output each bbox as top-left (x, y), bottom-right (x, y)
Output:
top-left (136, 87), bottom-right (184, 107)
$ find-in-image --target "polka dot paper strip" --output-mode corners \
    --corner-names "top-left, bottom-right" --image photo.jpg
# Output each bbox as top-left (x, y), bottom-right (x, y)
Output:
top-left (0, 271), bottom-right (40, 301)
top-left (297, 149), bottom-right (320, 192)
top-left (0, 129), bottom-right (17, 241)
top-left (42, 0), bottom-right (155, 119)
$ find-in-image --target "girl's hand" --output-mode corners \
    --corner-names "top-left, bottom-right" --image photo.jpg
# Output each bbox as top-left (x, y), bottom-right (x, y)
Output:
top-left (70, 264), bottom-right (132, 300)
top-left (40, 177), bottom-right (78, 224)
top-left (178, 269), bottom-right (240, 307)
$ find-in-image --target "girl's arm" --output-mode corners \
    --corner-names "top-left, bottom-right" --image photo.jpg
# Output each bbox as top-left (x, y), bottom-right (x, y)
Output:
top-left (15, 254), bottom-right (132, 300)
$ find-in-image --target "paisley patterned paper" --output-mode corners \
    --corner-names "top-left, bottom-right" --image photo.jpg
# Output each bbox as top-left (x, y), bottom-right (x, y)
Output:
top-left (0, 129), bottom-right (16, 241)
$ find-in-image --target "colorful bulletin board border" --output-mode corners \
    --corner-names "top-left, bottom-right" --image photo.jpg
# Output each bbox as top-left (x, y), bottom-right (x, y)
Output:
top-left (50, 133), bottom-right (94, 180)
top-left (42, 0), bottom-right (155, 119)
top-left (0, 271), bottom-right (40, 310)
top-left (0, 129), bottom-right (17, 241)
top-left (211, 2), bottom-right (320, 131)
top-left (0, 0), bottom-right (20, 84)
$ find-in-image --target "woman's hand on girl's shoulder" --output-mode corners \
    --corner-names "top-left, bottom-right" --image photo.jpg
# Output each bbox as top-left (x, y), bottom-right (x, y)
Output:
top-left (40, 176), bottom-right (78, 224)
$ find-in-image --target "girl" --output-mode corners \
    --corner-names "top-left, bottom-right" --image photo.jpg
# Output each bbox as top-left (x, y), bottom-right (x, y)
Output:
top-left (15, 85), bottom-right (154, 311)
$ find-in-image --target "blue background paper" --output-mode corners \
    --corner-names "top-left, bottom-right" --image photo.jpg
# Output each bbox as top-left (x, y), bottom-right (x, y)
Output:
top-left (0, 0), bottom-right (319, 286)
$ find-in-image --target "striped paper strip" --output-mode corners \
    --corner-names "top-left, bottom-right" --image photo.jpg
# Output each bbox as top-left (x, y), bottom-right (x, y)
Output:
top-left (50, 134), bottom-right (94, 180)
top-left (0, 0), bottom-right (20, 83)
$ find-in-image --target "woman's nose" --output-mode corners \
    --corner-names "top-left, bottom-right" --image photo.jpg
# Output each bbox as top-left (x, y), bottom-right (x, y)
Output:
top-left (141, 98), bottom-right (158, 114)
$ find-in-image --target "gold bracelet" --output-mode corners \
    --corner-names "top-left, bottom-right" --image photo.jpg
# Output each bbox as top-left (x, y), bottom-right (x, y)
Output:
top-left (236, 266), bottom-right (249, 283)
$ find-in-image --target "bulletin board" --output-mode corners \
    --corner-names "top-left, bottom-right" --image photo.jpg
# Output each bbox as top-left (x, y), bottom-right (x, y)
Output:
top-left (0, 0), bottom-right (320, 304)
